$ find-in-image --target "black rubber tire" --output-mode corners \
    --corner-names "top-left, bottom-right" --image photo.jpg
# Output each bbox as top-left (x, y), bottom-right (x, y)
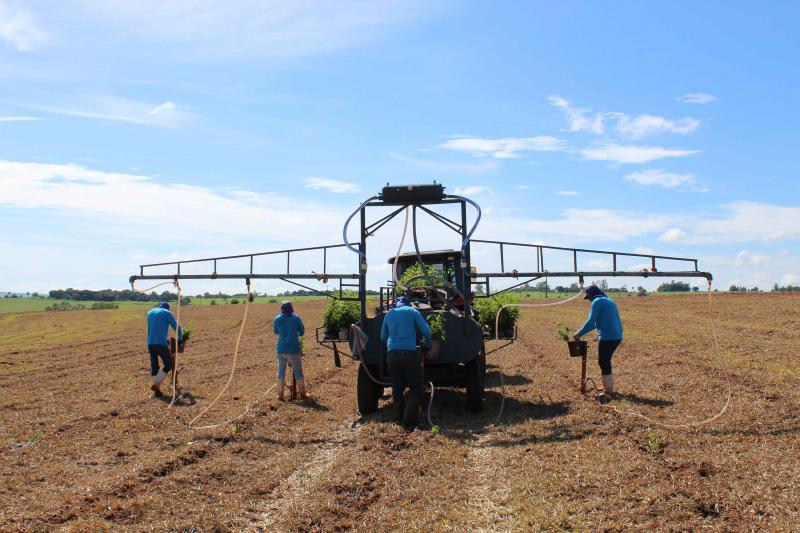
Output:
top-left (357, 364), bottom-right (380, 415)
top-left (465, 359), bottom-right (484, 413)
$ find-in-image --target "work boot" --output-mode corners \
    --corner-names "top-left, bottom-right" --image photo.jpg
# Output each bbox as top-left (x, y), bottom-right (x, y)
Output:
top-left (151, 370), bottom-right (167, 395)
top-left (602, 374), bottom-right (614, 395)
top-left (403, 393), bottom-right (420, 430)
top-left (296, 379), bottom-right (308, 400)
top-left (277, 379), bottom-right (286, 401)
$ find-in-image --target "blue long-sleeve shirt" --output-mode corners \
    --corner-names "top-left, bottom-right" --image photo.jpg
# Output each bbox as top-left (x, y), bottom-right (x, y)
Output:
top-left (380, 306), bottom-right (432, 351)
top-left (146, 307), bottom-right (182, 346)
top-left (274, 314), bottom-right (305, 354)
top-left (576, 296), bottom-right (623, 341)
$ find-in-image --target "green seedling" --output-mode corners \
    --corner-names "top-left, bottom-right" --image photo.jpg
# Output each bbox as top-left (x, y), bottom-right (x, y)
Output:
top-left (646, 430), bottom-right (665, 455)
top-left (557, 323), bottom-right (571, 342)
top-left (426, 313), bottom-right (446, 343)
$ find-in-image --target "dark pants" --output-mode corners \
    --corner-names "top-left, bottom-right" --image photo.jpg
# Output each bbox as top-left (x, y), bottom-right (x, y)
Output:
top-left (148, 344), bottom-right (173, 376)
top-left (598, 340), bottom-right (621, 376)
top-left (388, 349), bottom-right (422, 426)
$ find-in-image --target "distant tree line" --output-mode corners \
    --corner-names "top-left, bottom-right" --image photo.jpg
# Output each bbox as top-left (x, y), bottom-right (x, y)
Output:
top-left (772, 284), bottom-right (800, 292)
top-left (48, 288), bottom-right (188, 303)
top-left (275, 289), bottom-right (379, 297)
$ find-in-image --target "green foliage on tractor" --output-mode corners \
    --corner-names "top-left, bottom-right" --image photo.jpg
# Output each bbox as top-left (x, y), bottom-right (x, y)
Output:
top-left (473, 292), bottom-right (521, 335)
top-left (322, 293), bottom-right (361, 333)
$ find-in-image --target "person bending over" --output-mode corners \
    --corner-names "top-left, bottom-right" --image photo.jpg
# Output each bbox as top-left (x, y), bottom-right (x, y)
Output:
top-left (146, 302), bottom-right (182, 397)
top-left (574, 285), bottom-right (623, 398)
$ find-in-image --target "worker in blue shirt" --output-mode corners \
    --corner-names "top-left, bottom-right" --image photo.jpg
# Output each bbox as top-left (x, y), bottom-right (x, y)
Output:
top-left (146, 302), bottom-right (182, 396)
top-left (380, 296), bottom-right (432, 428)
top-left (574, 285), bottom-right (623, 398)
top-left (273, 301), bottom-right (306, 401)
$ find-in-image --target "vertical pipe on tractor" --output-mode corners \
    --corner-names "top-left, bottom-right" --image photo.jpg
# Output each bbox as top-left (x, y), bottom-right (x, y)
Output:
top-left (573, 250), bottom-right (577, 272)
top-left (461, 199), bottom-right (471, 334)
top-left (323, 247), bottom-right (327, 274)
top-left (612, 253), bottom-right (617, 272)
top-left (500, 243), bottom-right (505, 273)
top-left (359, 207), bottom-right (367, 324)
top-left (249, 256), bottom-right (253, 275)
top-left (286, 252), bottom-right (290, 275)
top-left (651, 256), bottom-right (656, 272)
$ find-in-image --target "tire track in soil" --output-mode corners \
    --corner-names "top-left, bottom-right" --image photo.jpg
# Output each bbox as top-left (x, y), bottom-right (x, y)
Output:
top-left (247, 414), bottom-right (362, 530)
top-left (465, 436), bottom-right (516, 530)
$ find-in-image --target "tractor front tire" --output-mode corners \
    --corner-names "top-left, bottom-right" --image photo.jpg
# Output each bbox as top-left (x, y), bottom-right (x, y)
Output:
top-left (466, 359), bottom-right (484, 413)
top-left (357, 364), bottom-right (381, 415)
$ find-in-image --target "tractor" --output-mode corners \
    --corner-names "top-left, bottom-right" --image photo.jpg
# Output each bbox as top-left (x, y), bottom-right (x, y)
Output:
top-left (130, 182), bottom-right (711, 416)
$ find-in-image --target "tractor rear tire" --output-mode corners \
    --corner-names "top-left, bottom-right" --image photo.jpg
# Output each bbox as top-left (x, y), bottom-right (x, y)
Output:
top-left (357, 364), bottom-right (381, 415)
top-left (466, 359), bottom-right (484, 413)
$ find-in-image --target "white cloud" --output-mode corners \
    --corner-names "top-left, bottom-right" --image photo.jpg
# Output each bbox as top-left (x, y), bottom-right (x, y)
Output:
top-left (615, 115), bottom-right (700, 138)
top-left (781, 274), bottom-right (800, 285)
top-left (513, 185), bottom-right (529, 190)
top-left (0, 1), bottom-right (48, 51)
top-left (658, 228), bottom-right (688, 242)
top-left (625, 169), bottom-right (696, 189)
top-left (0, 160), bottom-right (344, 245)
top-left (303, 177), bottom-right (360, 194)
top-left (389, 151), bottom-right (498, 174)
top-left (581, 143), bottom-right (699, 164)
top-left (453, 185), bottom-right (492, 195)
top-left (438, 135), bottom-right (567, 158)
top-left (548, 95), bottom-right (701, 138)
top-left (30, 96), bottom-right (197, 128)
top-left (735, 250), bottom-right (767, 266)
top-left (481, 201), bottom-right (800, 246)
top-left (556, 190), bottom-right (580, 196)
top-left (679, 93), bottom-right (718, 104)
top-left (547, 95), bottom-right (605, 134)
top-left (0, 115), bottom-right (41, 122)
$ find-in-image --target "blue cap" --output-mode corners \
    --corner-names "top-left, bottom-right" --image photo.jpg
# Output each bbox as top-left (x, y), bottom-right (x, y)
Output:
top-left (584, 285), bottom-right (605, 299)
top-left (280, 300), bottom-right (294, 316)
top-left (158, 302), bottom-right (170, 310)
top-left (394, 296), bottom-right (409, 307)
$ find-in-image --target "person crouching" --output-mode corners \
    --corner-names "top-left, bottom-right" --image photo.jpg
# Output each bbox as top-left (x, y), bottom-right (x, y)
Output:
top-left (273, 300), bottom-right (306, 400)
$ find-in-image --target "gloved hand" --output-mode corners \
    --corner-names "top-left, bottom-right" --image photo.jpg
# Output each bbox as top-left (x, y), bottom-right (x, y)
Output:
top-left (573, 334), bottom-right (581, 341)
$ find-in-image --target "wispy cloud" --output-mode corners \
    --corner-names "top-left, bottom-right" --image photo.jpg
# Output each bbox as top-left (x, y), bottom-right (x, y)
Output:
top-left (0, 115), bottom-right (41, 122)
top-left (438, 135), bottom-right (567, 158)
top-left (30, 96), bottom-right (197, 128)
top-left (679, 93), bottom-right (718, 104)
top-left (547, 95), bottom-right (605, 134)
top-left (625, 168), bottom-right (698, 190)
top-left (548, 95), bottom-right (700, 138)
top-left (0, 1), bottom-right (48, 51)
top-left (453, 185), bottom-right (492, 195)
top-left (581, 143), bottom-right (698, 164)
top-left (484, 201), bottom-right (800, 245)
top-left (33, 0), bottom-right (436, 59)
top-left (389, 151), bottom-right (498, 174)
top-left (0, 160), bottom-right (344, 244)
top-left (616, 115), bottom-right (699, 138)
top-left (303, 177), bottom-right (360, 194)
top-left (556, 190), bottom-right (580, 196)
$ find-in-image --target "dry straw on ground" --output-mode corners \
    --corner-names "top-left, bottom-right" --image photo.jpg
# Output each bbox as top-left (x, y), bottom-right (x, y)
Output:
top-left (0, 293), bottom-right (798, 530)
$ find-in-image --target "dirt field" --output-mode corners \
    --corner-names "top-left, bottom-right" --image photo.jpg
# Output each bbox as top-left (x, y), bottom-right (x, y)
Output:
top-left (1, 293), bottom-right (799, 531)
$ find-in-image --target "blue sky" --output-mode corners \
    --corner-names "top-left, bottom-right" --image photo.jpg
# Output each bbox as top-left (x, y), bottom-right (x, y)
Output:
top-left (1, 0), bottom-right (798, 294)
